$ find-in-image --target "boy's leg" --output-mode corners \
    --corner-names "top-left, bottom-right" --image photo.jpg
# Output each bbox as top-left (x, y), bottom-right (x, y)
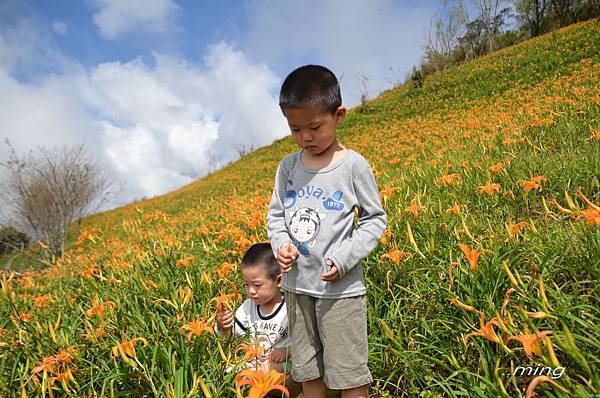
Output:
top-left (317, 295), bottom-right (372, 392)
top-left (285, 291), bottom-right (325, 387)
top-left (302, 376), bottom-right (327, 398)
top-left (341, 384), bottom-right (369, 398)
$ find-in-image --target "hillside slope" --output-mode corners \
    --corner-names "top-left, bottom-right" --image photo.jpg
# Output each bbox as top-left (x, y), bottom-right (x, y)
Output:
top-left (2, 21), bottom-right (599, 397)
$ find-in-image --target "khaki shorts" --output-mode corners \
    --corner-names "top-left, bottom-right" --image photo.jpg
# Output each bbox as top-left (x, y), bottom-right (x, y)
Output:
top-left (285, 292), bottom-right (372, 390)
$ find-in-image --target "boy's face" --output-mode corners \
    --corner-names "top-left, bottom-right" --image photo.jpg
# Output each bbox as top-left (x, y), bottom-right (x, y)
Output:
top-left (241, 265), bottom-right (281, 307)
top-left (284, 106), bottom-right (346, 157)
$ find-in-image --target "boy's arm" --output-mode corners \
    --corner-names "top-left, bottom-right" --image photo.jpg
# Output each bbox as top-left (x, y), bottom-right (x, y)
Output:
top-left (266, 162), bottom-right (292, 256)
top-left (214, 301), bottom-right (250, 338)
top-left (328, 167), bottom-right (387, 278)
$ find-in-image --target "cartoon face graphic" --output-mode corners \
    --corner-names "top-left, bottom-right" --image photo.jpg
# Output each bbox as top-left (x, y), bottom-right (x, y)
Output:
top-left (289, 207), bottom-right (324, 244)
top-left (256, 332), bottom-right (279, 354)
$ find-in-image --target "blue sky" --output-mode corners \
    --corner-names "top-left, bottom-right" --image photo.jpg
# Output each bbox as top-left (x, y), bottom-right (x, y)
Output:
top-left (1, 0), bottom-right (442, 212)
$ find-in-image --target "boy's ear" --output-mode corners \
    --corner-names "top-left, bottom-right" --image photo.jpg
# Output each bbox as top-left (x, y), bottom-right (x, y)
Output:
top-left (335, 106), bottom-right (347, 123)
top-left (277, 274), bottom-right (282, 288)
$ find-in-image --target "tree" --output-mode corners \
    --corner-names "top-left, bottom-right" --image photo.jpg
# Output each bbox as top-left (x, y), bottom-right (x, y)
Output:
top-left (423, 0), bottom-right (469, 72)
top-left (459, 3), bottom-right (512, 58)
top-left (0, 141), bottom-right (114, 260)
top-left (514, 0), bottom-right (549, 36)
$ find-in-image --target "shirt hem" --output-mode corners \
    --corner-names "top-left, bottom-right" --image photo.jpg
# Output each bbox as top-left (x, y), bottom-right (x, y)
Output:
top-left (281, 284), bottom-right (366, 299)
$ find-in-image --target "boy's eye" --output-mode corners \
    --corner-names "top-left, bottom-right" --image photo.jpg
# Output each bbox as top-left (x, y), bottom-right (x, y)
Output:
top-left (311, 125), bottom-right (320, 130)
top-left (291, 128), bottom-right (300, 132)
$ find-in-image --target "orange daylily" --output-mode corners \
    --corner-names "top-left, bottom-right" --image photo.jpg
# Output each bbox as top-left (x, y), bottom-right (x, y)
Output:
top-left (463, 314), bottom-right (502, 346)
top-left (210, 278), bottom-right (241, 313)
top-left (33, 294), bottom-right (52, 308)
top-left (235, 364), bottom-right (289, 398)
top-left (517, 176), bottom-right (547, 192)
top-left (85, 301), bottom-right (115, 320)
top-left (381, 249), bottom-right (413, 266)
top-left (505, 327), bottom-right (553, 358)
top-left (581, 208), bottom-right (600, 225)
top-left (458, 244), bottom-right (482, 272)
top-left (236, 341), bottom-right (267, 362)
top-left (176, 255), bottom-right (196, 268)
top-left (489, 162), bottom-right (505, 173)
top-left (478, 183), bottom-right (502, 196)
top-left (525, 375), bottom-right (568, 398)
top-left (379, 228), bottom-right (392, 246)
top-left (446, 203), bottom-right (463, 216)
top-left (180, 318), bottom-right (214, 341)
top-left (217, 262), bottom-right (237, 278)
top-left (553, 190), bottom-right (600, 226)
top-left (112, 337), bottom-right (148, 366)
top-left (82, 263), bottom-right (98, 278)
top-left (144, 278), bottom-right (158, 289)
top-left (577, 190), bottom-right (600, 226)
top-left (588, 125), bottom-right (600, 141)
top-left (76, 229), bottom-right (98, 245)
top-left (501, 288), bottom-right (516, 319)
top-left (31, 348), bottom-right (76, 384)
top-left (380, 186), bottom-right (401, 206)
top-left (404, 199), bottom-right (425, 218)
top-left (437, 173), bottom-right (462, 186)
top-left (447, 297), bottom-right (479, 314)
top-left (507, 221), bottom-right (528, 235)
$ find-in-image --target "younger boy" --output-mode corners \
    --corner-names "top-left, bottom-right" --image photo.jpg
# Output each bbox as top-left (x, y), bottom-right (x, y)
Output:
top-left (266, 65), bottom-right (387, 398)
top-left (215, 242), bottom-right (291, 373)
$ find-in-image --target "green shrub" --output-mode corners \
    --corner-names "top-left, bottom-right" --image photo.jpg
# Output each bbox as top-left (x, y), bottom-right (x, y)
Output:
top-left (0, 225), bottom-right (30, 255)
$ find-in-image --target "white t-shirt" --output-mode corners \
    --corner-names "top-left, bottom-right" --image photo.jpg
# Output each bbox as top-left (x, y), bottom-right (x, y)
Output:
top-left (215, 295), bottom-right (290, 354)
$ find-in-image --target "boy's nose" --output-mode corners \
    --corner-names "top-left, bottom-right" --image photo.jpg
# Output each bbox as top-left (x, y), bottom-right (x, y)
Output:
top-left (301, 132), bottom-right (313, 142)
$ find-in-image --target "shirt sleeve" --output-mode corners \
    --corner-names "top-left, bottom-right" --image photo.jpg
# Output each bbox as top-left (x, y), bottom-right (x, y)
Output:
top-left (327, 167), bottom-right (387, 278)
top-left (266, 162), bottom-right (292, 257)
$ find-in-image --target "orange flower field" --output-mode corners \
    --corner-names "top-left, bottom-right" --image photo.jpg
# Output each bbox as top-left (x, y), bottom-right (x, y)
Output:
top-left (1, 21), bottom-right (599, 397)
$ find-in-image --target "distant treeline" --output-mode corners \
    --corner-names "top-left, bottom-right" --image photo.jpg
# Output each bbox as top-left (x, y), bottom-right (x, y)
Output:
top-left (411, 0), bottom-right (600, 86)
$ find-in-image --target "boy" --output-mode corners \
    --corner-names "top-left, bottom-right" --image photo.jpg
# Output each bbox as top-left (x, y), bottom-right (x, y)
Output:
top-left (215, 243), bottom-right (291, 375)
top-left (266, 65), bottom-right (387, 398)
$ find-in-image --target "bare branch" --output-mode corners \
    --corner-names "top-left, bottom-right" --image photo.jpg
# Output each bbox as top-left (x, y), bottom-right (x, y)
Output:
top-left (0, 141), bottom-right (115, 261)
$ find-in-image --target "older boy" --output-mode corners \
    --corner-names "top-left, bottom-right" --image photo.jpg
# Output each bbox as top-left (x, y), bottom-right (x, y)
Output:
top-left (266, 65), bottom-right (387, 398)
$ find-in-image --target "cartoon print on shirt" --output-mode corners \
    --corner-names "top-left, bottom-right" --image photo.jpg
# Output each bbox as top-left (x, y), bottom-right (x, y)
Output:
top-left (288, 207), bottom-right (326, 256)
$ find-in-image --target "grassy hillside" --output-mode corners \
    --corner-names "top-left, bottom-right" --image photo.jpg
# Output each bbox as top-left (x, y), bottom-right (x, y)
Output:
top-left (1, 20), bottom-right (599, 397)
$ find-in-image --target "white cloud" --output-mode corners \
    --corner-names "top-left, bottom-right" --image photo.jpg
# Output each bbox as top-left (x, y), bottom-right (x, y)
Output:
top-left (89, 0), bottom-right (180, 39)
top-left (85, 43), bottom-right (286, 201)
top-left (0, 17), bottom-right (77, 76)
top-left (242, 0), bottom-right (436, 106)
top-left (52, 20), bottom-right (67, 35)
top-left (1, 21), bottom-right (287, 210)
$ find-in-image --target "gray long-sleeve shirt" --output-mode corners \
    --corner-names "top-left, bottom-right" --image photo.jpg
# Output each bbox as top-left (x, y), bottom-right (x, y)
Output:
top-left (266, 149), bottom-right (387, 298)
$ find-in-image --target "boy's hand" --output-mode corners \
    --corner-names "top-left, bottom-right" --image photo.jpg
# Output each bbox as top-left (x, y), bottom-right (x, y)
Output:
top-left (270, 347), bottom-right (289, 363)
top-left (277, 243), bottom-right (299, 273)
top-left (216, 309), bottom-right (234, 331)
top-left (321, 258), bottom-right (340, 282)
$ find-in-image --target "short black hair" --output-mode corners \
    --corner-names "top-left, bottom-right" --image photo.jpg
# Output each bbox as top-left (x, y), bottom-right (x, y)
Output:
top-left (241, 243), bottom-right (280, 280)
top-left (279, 65), bottom-right (342, 115)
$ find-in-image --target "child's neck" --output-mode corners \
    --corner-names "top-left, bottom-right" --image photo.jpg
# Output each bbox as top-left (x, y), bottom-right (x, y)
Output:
top-left (259, 293), bottom-right (283, 315)
top-left (301, 140), bottom-right (347, 170)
